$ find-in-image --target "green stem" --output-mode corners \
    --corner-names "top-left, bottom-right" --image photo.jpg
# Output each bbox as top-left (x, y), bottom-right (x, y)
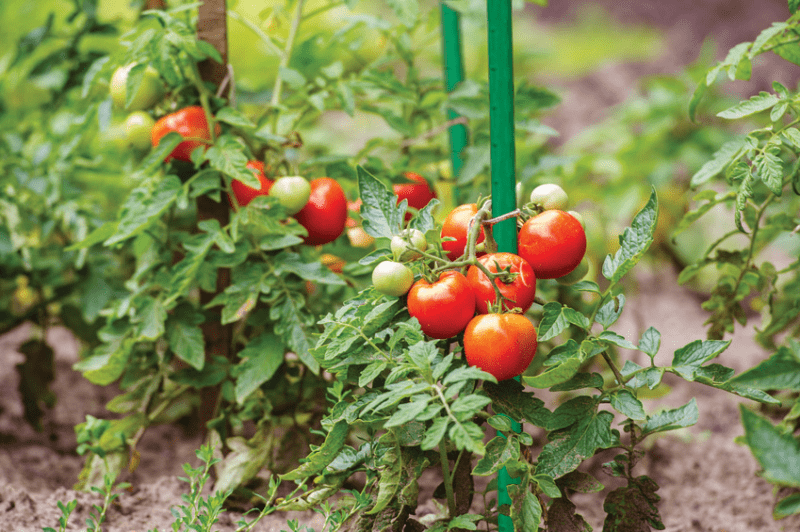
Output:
top-left (271, 0), bottom-right (307, 111)
top-left (439, 438), bottom-right (457, 518)
top-left (602, 351), bottom-right (625, 387)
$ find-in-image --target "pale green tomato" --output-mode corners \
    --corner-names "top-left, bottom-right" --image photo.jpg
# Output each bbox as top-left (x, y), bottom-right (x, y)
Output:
top-left (372, 261), bottom-right (414, 297)
top-left (556, 259), bottom-right (589, 286)
top-left (530, 183), bottom-right (568, 211)
top-left (110, 63), bottom-right (164, 111)
top-left (124, 111), bottom-right (156, 150)
top-left (270, 176), bottom-right (311, 215)
top-left (390, 228), bottom-right (428, 261)
top-left (567, 210), bottom-right (585, 229)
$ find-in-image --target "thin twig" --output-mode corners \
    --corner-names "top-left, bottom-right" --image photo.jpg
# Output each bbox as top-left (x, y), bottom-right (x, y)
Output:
top-left (399, 116), bottom-right (469, 148)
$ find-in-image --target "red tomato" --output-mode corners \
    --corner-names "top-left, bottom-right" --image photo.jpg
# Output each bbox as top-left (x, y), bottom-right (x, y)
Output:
top-left (295, 177), bottom-right (348, 246)
top-left (151, 106), bottom-right (220, 162)
top-left (441, 203), bottom-right (485, 261)
top-left (394, 172), bottom-right (437, 221)
top-left (518, 210), bottom-right (586, 279)
top-left (463, 313), bottom-right (538, 382)
top-left (407, 271), bottom-right (476, 339)
top-left (230, 161), bottom-right (274, 207)
top-left (466, 253), bottom-right (537, 314)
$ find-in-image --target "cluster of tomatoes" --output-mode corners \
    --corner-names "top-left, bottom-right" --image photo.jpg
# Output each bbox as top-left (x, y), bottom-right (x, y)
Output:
top-left (109, 62), bottom-right (350, 246)
top-left (372, 183), bottom-right (588, 382)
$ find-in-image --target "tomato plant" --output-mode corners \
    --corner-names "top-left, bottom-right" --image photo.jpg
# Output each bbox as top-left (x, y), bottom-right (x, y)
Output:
top-left (394, 172), bottom-right (437, 221)
top-left (518, 209), bottom-right (587, 279)
top-left (295, 177), bottom-right (348, 246)
top-left (372, 260), bottom-right (414, 297)
top-left (463, 312), bottom-right (538, 381)
top-left (150, 105), bottom-right (219, 162)
top-left (109, 63), bottom-right (163, 111)
top-left (270, 176), bottom-right (311, 215)
top-left (229, 160), bottom-right (273, 207)
top-left (529, 183), bottom-right (568, 211)
top-left (390, 228), bottom-right (427, 261)
top-left (466, 252), bottom-right (537, 313)
top-left (407, 270), bottom-right (476, 339)
top-left (441, 203), bottom-right (485, 261)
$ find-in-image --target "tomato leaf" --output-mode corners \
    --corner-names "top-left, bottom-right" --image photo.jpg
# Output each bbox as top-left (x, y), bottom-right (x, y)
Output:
top-left (717, 91), bottom-right (780, 119)
top-left (640, 399), bottom-right (698, 435)
top-left (280, 420), bottom-right (349, 481)
top-left (235, 333), bottom-right (285, 403)
top-left (728, 345), bottom-right (800, 391)
top-left (740, 405), bottom-right (800, 488)
top-left (358, 166), bottom-right (404, 239)
top-left (690, 138), bottom-right (746, 187)
top-left (602, 476), bottom-right (663, 532)
top-left (601, 189), bottom-right (658, 285)
top-left (608, 390), bottom-right (646, 420)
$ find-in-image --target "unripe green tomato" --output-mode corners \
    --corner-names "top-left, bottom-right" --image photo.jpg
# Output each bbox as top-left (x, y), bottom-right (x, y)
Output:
top-left (556, 259), bottom-right (589, 286)
top-left (110, 63), bottom-right (164, 111)
top-left (270, 176), bottom-right (311, 215)
top-left (567, 210), bottom-right (585, 229)
top-left (124, 111), bottom-right (156, 150)
top-left (372, 261), bottom-right (414, 297)
top-left (390, 229), bottom-right (428, 261)
top-left (530, 183), bottom-right (568, 211)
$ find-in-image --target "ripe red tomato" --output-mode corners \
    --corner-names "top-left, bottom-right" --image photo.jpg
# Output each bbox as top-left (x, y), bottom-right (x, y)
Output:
top-left (151, 106), bottom-right (220, 162)
top-left (407, 271), bottom-right (476, 339)
top-left (230, 161), bottom-right (273, 207)
top-left (518, 210), bottom-right (587, 279)
top-left (441, 203), bottom-right (485, 261)
top-left (295, 177), bottom-right (348, 246)
top-left (394, 172), bottom-right (436, 221)
top-left (466, 253), bottom-right (536, 314)
top-left (463, 313), bottom-right (538, 382)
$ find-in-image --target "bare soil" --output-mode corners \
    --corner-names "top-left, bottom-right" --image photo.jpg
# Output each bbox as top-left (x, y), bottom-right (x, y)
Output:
top-left (3, 1), bottom-right (800, 531)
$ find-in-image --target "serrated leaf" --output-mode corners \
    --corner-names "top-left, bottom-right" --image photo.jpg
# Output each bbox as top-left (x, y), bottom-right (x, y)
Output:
top-left (509, 487), bottom-right (542, 531)
top-left (599, 331), bottom-right (637, 350)
top-left (602, 189), bottom-right (658, 284)
top-left (753, 144), bottom-right (784, 196)
top-left (205, 135), bottom-right (256, 187)
top-left (483, 380), bottom-right (552, 428)
top-left (638, 327), bottom-right (661, 359)
top-left (235, 333), bottom-right (285, 402)
top-left (538, 302), bottom-right (569, 342)
top-left (717, 92), bottom-right (779, 119)
top-left (215, 107), bottom-right (256, 129)
top-left (357, 166), bottom-right (404, 239)
top-left (280, 420), bottom-right (348, 481)
top-left (106, 176), bottom-right (182, 246)
top-left (525, 357), bottom-right (581, 389)
top-left (641, 398), bottom-right (698, 435)
top-left (595, 294), bottom-right (626, 329)
top-left (690, 138), bottom-right (746, 187)
top-left (167, 321), bottom-right (205, 370)
top-left (421, 417), bottom-right (449, 450)
top-left (276, 252), bottom-right (347, 285)
top-left (602, 476), bottom-right (663, 532)
top-left (740, 406), bottom-right (800, 487)
top-left (473, 436), bottom-right (519, 476)
top-left (729, 346), bottom-right (800, 391)
top-left (670, 339), bottom-right (730, 379)
top-left (609, 390), bottom-right (646, 420)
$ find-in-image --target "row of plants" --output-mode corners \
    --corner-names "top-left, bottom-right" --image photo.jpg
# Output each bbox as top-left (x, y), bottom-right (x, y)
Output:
top-left (2, 0), bottom-right (798, 530)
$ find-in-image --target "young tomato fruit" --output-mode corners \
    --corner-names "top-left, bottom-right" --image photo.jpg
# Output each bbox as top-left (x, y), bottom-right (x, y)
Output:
top-left (407, 271), bottom-right (476, 339)
top-left (151, 106), bottom-right (219, 162)
top-left (372, 261), bottom-right (414, 297)
top-left (394, 172), bottom-right (437, 221)
top-left (440, 203), bottom-right (485, 261)
top-left (270, 176), bottom-right (311, 215)
top-left (123, 111), bottom-right (155, 151)
top-left (295, 177), bottom-right (348, 246)
top-left (230, 161), bottom-right (273, 207)
top-left (110, 63), bottom-right (163, 111)
top-left (391, 228), bottom-right (428, 261)
top-left (529, 183), bottom-right (569, 211)
top-left (556, 258), bottom-right (589, 286)
top-left (463, 313), bottom-right (538, 382)
top-left (518, 209), bottom-right (587, 279)
top-left (466, 253), bottom-right (537, 314)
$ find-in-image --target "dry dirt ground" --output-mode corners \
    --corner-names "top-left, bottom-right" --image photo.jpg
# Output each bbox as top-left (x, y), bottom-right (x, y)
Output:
top-left (3, 0), bottom-right (800, 531)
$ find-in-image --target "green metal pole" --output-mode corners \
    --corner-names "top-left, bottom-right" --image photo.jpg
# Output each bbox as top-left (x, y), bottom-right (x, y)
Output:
top-left (487, 1), bottom-right (520, 530)
top-left (441, 2), bottom-right (468, 182)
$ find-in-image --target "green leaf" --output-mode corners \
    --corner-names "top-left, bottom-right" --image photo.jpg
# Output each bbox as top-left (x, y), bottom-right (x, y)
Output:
top-left (280, 420), bottom-right (349, 481)
top-left (598, 331), bottom-right (637, 350)
top-left (106, 176), bottom-right (182, 246)
top-left (524, 357), bottom-right (581, 389)
top-left (775, 492), bottom-right (800, 519)
top-left (690, 138), bottom-right (746, 187)
top-left (368, 436), bottom-right (402, 514)
top-left (271, 294), bottom-right (320, 374)
top-left (509, 487), bottom-right (542, 532)
top-left (357, 166), bottom-right (404, 239)
top-left (66, 220), bottom-right (118, 250)
top-left (641, 399), bottom-right (698, 435)
top-left (729, 346), bottom-right (800, 391)
top-left (740, 406), bottom-right (800, 487)
top-left (386, 0), bottom-right (419, 26)
top-left (167, 321), bottom-right (205, 370)
top-left (670, 339), bottom-right (730, 379)
top-left (421, 417), bottom-right (449, 450)
top-left (602, 476), bottom-right (664, 532)
top-left (164, 237), bottom-right (214, 306)
top-left (717, 91), bottom-right (779, 119)
top-left (790, 0), bottom-right (800, 14)
top-left (673, 191), bottom-right (736, 237)
top-left (448, 420), bottom-right (485, 454)
top-left (204, 135), bottom-right (256, 187)
top-left (538, 302), bottom-right (569, 341)
top-left (536, 397), bottom-right (618, 479)
top-left (212, 431), bottom-right (270, 497)
top-left (638, 327), bottom-right (661, 360)
top-left (216, 107), bottom-right (256, 129)
top-left (74, 338), bottom-right (134, 386)
top-left (483, 380), bottom-right (552, 428)
top-left (235, 333), bottom-right (285, 403)
top-left (722, 42), bottom-right (752, 80)
top-left (753, 143), bottom-right (784, 196)
top-left (473, 436), bottom-right (519, 476)
top-left (609, 390), bottom-right (646, 420)
top-left (278, 66), bottom-right (306, 89)
top-left (595, 294), bottom-right (625, 329)
top-left (276, 252), bottom-right (347, 285)
top-left (198, 219), bottom-right (235, 254)
top-left (550, 372), bottom-right (604, 392)
top-left (385, 398), bottom-right (432, 428)
top-left (602, 189), bottom-right (658, 284)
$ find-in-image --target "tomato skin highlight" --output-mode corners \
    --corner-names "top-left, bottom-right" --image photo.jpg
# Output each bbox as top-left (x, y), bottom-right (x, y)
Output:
top-left (151, 106), bottom-right (220, 162)
top-left (230, 160), bottom-right (274, 207)
top-left (407, 271), bottom-right (476, 339)
top-left (441, 203), bottom-right (485, 261)
top-left (295, 177), bottom-right (348, 246)
top-left (466, 253), bottom-right (537, 314)
top-left (518, 209), bottom-right (587, 279)
top-left (394, 172), bottom-right (437, 220)
top-left (463, 313), bottom-right (538, 382)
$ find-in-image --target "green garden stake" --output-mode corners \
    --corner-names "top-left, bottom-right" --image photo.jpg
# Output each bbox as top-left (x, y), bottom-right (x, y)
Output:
top-left (486, 0), bottom-right (521, 530)
top-left (440, 2), bottom-right (468, 183)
